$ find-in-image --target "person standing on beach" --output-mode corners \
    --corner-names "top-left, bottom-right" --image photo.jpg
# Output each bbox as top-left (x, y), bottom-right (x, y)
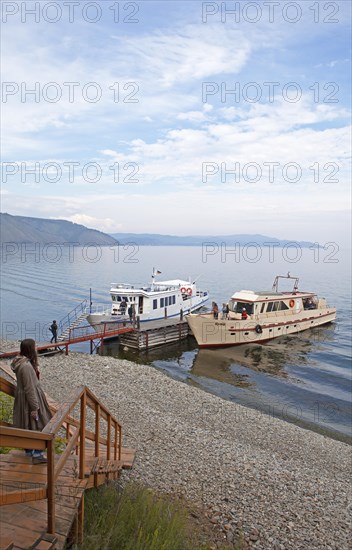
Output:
top-left (49, 320), bottom-right (58, 343)
top-left (212, 302), bottom-right (219, 319)
top-left (11, 339), bottom-right (52, 464)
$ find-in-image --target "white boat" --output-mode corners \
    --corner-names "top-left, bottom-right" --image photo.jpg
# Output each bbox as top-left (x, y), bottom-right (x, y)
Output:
top-left (87, 269), bottom-right (209, 330)
top-left (187, 274), bottom-right (336, 348)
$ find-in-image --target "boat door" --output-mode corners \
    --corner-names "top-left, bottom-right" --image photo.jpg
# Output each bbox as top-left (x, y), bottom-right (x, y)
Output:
top-left (138, 296), bottom-right (143, 314)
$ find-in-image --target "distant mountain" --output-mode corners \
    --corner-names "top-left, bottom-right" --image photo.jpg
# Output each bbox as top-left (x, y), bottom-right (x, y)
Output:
top-left (110, 232), bottom-right (317, 247)
top-left (0, 213), bottom-right (118, 245)
top-left (0, 213), bottom-right (317, 248)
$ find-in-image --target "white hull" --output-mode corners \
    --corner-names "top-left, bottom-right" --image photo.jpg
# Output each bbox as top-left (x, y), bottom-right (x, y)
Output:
top-left (187, 308), bottom-right (336, 348)
top-left (87, 296), bottom-right (208, 332)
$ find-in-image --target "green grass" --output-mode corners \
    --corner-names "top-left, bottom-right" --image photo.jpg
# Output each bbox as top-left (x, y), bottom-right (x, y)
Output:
top-left (78, 482), bottom-right (190, 550)
top-left (0, 392), bottom-right (14, 453)
top-left (0, 391), bottom-right (14, 423)
top-left (75, 482), bottom-right (241, 550)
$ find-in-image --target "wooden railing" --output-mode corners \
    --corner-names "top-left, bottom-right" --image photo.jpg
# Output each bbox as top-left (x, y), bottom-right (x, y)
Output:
top-left (0, 377), bottom-right (122, 536)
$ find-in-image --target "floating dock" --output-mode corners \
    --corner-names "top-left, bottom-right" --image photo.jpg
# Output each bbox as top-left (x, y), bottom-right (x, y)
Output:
top-left (120, 317), bottom-right (191, 350)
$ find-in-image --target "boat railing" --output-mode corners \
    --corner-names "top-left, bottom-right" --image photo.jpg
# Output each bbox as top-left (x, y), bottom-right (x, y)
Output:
top-left (87, 303), bottom-right (111, 314)
top-left (58, 299), bottom-right (88, 334)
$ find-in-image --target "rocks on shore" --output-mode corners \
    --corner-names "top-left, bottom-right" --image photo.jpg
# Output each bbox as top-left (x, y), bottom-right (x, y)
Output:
top-left (2, 346), bottom-right (351, 549)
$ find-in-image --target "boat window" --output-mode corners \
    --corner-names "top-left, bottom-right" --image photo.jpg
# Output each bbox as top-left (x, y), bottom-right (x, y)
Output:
top-left (153, 299), bottom-right (157, 310)
top-left (112, 296), bottom-right (116, 301)
top-left (160, 298), bottom-right (164, 307)
top-left (267, 302), bottom-right (274, 312)
top-left (173, 295), bottom-right (176, 304)
top-left (273, 302), bottom-right (280, 312)
top-left (229, 301), bottom-right (254, 315)
top-left (165, 297), bottom-right (169, 306)
top-left (117, 296), bottom-right (121, 302)
top-left (260, 303), bottom-right (265, 313)
top-left (279, 301), bottom-right (289, 310)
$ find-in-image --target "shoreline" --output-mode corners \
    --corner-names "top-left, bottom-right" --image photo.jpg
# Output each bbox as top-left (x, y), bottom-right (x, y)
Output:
top-left (1, 343), bottom-right (350, 549)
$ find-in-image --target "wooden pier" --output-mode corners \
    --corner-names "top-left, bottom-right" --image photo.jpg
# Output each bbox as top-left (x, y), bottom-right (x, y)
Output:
top-left (0, 363), bottom-right (135, 549)
top-left (0, 323), bottom-right (134, 359)
top-left (120, 318), bottom-right (191, 350)
top-left (0, 315), bottom-right (194, 359)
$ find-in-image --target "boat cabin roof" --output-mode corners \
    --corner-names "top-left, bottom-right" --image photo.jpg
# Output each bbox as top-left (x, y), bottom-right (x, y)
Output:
top-left (110, 279), bottom-right (192, 294)
top-left (231, 290), bottom-right (315, 302)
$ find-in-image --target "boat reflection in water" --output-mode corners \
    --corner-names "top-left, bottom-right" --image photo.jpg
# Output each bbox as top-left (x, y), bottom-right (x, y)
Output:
top-left (190, 323), bottom-right (336, 388)
top-left (101, 323), bottom-right (348, 439)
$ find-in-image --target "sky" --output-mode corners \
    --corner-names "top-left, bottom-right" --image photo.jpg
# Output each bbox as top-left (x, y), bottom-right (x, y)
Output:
top-left (1, 0), bottom-right (351, 245)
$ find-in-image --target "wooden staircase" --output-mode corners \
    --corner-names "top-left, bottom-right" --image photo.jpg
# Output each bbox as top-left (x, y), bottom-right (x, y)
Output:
top-left (0, 367), bottom-right (135, 549)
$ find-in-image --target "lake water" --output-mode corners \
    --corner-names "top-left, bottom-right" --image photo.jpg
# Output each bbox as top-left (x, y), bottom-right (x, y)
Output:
top-left (1, 244), bottom-right (351, 441)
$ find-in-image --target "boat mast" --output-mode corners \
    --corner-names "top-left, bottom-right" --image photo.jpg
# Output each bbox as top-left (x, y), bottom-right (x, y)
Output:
top-left (151, 267), bottom-right (155, 291)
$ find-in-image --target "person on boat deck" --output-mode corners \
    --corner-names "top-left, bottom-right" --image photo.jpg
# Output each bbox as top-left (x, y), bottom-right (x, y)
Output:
top-left (241, 308), bottom-right (248, 320)
top-left (120, 299), bottom-right (127, 314)
top-left (49, 320), bottom-right (58, 343)
top-left (212, 302), bottom-right (219, 319)
top-left (11, 339), bottom-right (52, 465)
top-left (222, 303), bottom-right (229, 320)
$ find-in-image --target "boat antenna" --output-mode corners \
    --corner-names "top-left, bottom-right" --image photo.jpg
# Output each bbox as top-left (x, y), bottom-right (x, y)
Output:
top-left (151, 267), bottom-right (155, 290)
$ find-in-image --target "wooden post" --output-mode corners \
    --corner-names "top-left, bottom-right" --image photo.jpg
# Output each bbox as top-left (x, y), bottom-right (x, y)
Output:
top-left (118, 425), bottom-right (122, 461)
top-left (94, 403), bottom-right (100, 487)
top-left (107, 416), bottom-right (111, 460)
top-left (79, 392), bottom-right (86, 479)
top-left (65, 343), bottom-right (68, 356)
top-left (180, 309), bottom-right (183, 320)
top-left (114, 422), bottom-right (118, 460)
top-left (47, 438), bottom-right (55, 534)
top-left (78, 494), bottom-right (84, 544)
top-left (136, 316), bottom-right (140, 330)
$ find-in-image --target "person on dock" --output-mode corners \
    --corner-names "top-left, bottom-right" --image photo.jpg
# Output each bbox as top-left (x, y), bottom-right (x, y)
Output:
top-left (11, 339), bottom-right (52, 464)
top-left (128, 304), bottom-right (135, 323)
top-left (49, 320), bottom-right (58, 343)
top-left (212, 302), bottom-right (219, 319)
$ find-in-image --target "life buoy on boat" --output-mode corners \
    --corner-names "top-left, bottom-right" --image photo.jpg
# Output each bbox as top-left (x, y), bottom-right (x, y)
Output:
top-left (255, 324), bottom-right (263, 334)
top-left (289, 299), bottom-right (295, 308)
top-left (187, 288), bottom-right (192, 296)
top-left (180, 287), bottom-right (187, 294)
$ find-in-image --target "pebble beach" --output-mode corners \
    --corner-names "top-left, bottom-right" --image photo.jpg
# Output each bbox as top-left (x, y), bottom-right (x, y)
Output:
top-left (1, 345), bottom-right (351, 549)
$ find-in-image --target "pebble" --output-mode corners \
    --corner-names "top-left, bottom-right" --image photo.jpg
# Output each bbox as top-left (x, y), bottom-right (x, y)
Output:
top-left (2, 346), bottom-right (350, 550)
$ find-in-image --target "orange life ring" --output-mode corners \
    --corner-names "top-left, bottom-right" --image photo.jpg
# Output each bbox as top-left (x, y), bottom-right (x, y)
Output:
top-left (289, 299), bottom-right (295, 308)
top-left (187, 288), bottom-right (192, 296)
top-left (180, 287), bottom-right (187, 294)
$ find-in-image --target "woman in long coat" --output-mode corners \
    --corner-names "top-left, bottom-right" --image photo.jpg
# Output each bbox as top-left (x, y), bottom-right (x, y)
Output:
top-left (11, 339), bottom-right (52, 464)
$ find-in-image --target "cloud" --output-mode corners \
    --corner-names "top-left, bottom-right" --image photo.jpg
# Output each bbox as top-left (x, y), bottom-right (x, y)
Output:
top-left (65, 214), bottom-right (123, 233)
